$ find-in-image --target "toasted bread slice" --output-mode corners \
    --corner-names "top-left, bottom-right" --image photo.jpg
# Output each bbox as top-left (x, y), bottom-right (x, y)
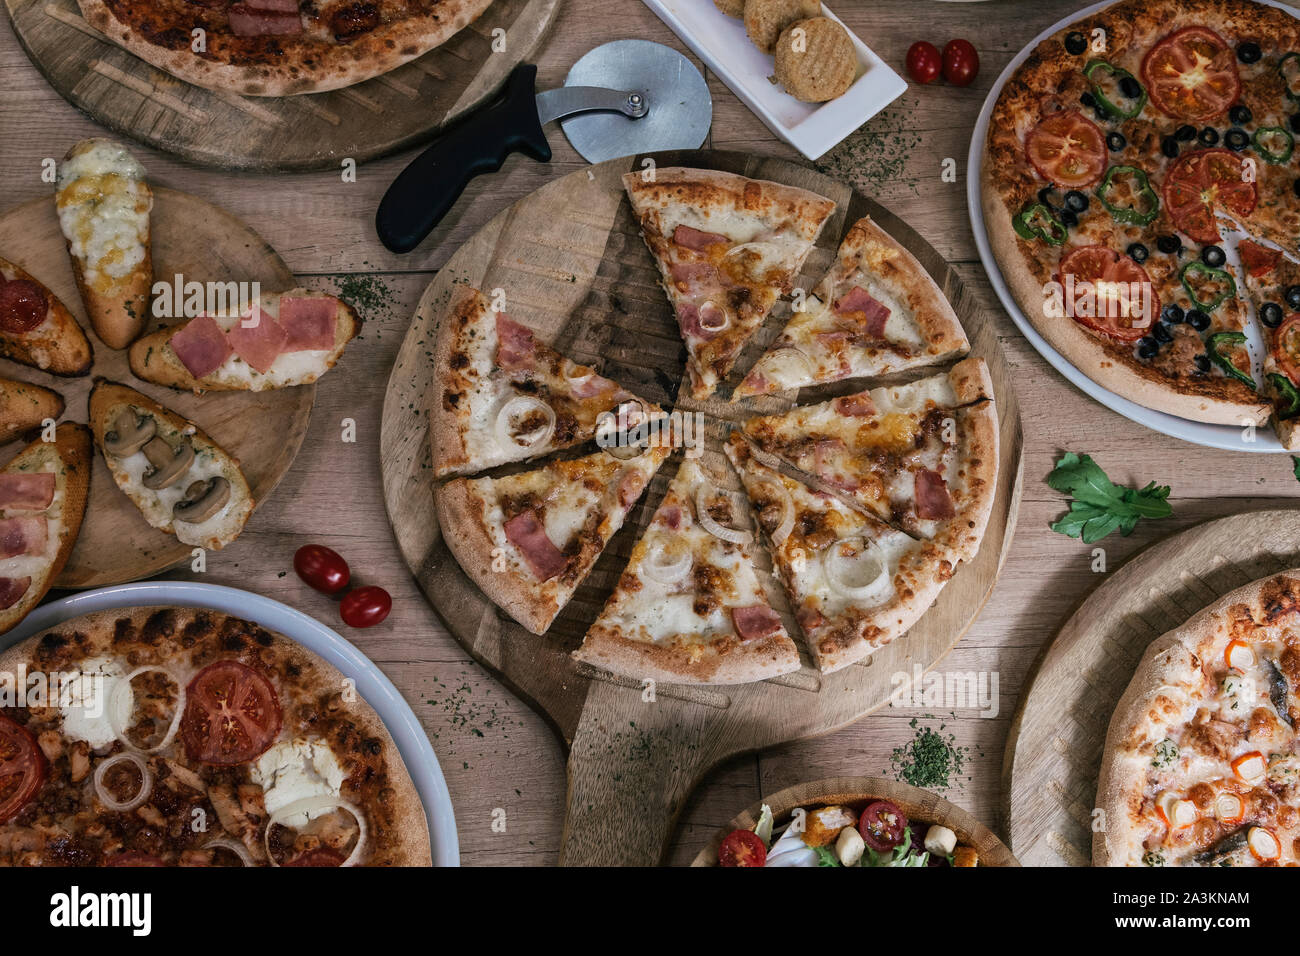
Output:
top-left (0, 257), bottom-right (93, 375)
top-left (0, 377), bottom-right (64, 445)
top-left (0, 423), bottom-right (92, 635)
top-left (128, 289), bottom-right (359, 393)
top-left (89, 380), bottom-right (253, 550)
top-left (56, 139), bottom-right (153, 350)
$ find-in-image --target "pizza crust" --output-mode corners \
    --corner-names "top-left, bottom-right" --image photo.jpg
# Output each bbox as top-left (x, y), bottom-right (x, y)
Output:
top-left (575, 624), bottom-right (800, 685)
top-left (77, 0), bottom-right (493, 97)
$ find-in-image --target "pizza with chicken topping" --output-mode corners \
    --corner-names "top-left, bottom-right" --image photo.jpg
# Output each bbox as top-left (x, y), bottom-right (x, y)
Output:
top-left (76, 0), bottom-right (493, 96)
top-left (0, 607), bottom-right (430, 866)
top-left (1097, 570), bottom-right (1300, 867)
top-left (983, 0), bottom-right (1300, 432)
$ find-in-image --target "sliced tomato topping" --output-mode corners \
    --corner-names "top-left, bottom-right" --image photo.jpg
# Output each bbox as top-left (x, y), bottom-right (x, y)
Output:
top-left (180, 660), bottom-right (282, 765)
top-left (1141, 26), bottom-right (1239, 121)
top-left (0, 714), bottom-right (45, 824)
top-left (857, 800), bottom-right (908, 851)
top-left (717, 828), bottom-right (766, 867)
top-left (105, 851), bottom-right (166, 866)
top-left (1025, 110), bottom-right (1107, 187)
top-left (283, 847), bottom-right (347, 867)
top-left (1162, 148), bottom-right (1257, 244)
top-left (1238, 239), bottom-right (1282, 279)
top-left (1057, 245), bottom-right (1158, 341)
top-left (1273, 315), bottom-right (1300, 385)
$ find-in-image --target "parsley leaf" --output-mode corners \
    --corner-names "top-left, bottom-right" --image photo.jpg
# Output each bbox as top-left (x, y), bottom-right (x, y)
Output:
top-left (1047, 452), bottom-right (1172, 543)
top-left (1292, 456), bottom-right (1300, 482)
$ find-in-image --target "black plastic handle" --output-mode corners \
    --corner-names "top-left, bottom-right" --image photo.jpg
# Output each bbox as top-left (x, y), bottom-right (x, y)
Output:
top-left (375, 63), bottom-right (553, 254)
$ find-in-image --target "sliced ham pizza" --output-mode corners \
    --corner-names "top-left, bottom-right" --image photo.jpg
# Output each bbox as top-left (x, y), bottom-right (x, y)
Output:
top-left (740, 358), bottom-right (998, 561)
top-left (0, 257), bottom-right (92, 377)
top-left (431, 285), bottom-right (659, 478)
top-left (737, 216), bottom-right (969, 397)
top-left (725, 435), bottom-right (953, 674)
top-left (622, 168), bottom-right (836, 400)
top-left (435, 445), bottom-right (670, 635)
top-left (0, 423), bottom-right (91, 635)
top-left (128, 289), bottom-right (358, 393)
top-left (573, 457), bottom-right (801, 684)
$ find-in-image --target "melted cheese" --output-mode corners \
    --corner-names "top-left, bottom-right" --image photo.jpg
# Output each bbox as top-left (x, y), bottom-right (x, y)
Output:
top-left (55, 141), bottom-right (150, 292)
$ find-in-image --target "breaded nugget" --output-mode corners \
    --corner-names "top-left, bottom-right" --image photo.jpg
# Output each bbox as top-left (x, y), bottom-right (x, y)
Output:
top-left (774, 17), bottom-right (857, 102)
top-left (713, 0), bottom-right (745, 17)
top-left (743, 0), bottom-right (820, 54)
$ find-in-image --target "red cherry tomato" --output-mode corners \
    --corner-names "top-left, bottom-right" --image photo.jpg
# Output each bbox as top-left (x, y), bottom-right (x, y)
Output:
top-left (906, 41), bottom-right (942, 85)
top-left (941, 38), bottom-right (979, 87)
top-left (717, 829), bottom-right (766, 867)
top-left (340, 586), bottom-right (392, 628)
top-left (858, 800), bottom-right (908, 851)
top-left (294, 544), bottom-right (350, 594)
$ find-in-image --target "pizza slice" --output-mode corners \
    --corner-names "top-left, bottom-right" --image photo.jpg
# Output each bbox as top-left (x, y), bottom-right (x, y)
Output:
top-left (435, 445), bottom-right (670, 635)
top-left (725, 435), bottom-right (953, 673)
top-left (431, 285), bottom-right (659, 477)
top-left (573, 457), bottom-right (801, 684)
top-left (740, 358), bottom-right (997, 561)
top-left (736, 216), bottom-right (969, 397)
top-left (1237, 240), bottom-right (1300, 448)
top-left (622, 168), bottom-right (836, 400)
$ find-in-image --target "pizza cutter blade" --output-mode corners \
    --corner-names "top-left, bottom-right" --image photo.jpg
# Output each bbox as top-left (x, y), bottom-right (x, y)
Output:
top-left (558, 39), bottom-right (711, 164)
top-left (375, 40), bottom-right (711, 254)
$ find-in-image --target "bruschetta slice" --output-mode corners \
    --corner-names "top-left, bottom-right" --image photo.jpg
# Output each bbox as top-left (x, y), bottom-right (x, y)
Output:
top-left (127, 289), bottom-right (359, 393)
top-left (0, 422), bottom-right (91, 635)
top-left (55, 138), bottom-right (153, 349)
top-left (0, 377), bottom-right (64, 445)
top-left (89, 380), bottom-right (253, 550)
top-left (0, 257), bottom-right (93, 375)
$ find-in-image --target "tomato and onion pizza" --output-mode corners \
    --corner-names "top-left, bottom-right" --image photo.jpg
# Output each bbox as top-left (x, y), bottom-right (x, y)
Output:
top-left (0, 606), bottom-right (430, 866)
top-left (982, 0), bottom-right (1300, 428)
top-left (622, 168), bottom-right (836, 400)
top-left (431, 285), bottom-right (659, 478)
top-left (77, 0), bottom-right (494, 96)
top-left (573, 457), bottom-right (800, 684)
top-left (724, 436), bottom-right (954, 674)
top-left (1096, 571), bottom-right (1300, 867)
top-left (736, 215), bottom-right (970, 396)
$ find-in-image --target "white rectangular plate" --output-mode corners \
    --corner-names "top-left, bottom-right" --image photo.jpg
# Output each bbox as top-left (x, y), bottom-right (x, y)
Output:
top-left (642, 0), bottom-right (907, 160)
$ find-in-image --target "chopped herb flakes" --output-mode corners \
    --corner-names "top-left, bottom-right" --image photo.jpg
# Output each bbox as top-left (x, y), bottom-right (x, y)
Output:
top-left (890, 718), bottom-right (968, 790)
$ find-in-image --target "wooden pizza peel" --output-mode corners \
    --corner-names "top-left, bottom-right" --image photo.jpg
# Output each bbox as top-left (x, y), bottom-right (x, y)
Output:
top-left (1004, 509), bottom-right (1300, 866)
top-left (3, 0), bottom-right (559, 171)
top-left (379, 149), bottom-right (1025, 866)
top-left (0, 187), bottom-right (313, 587)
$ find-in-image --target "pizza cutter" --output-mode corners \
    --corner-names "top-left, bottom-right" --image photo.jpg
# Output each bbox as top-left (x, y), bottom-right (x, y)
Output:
top-left (375, 39), bottom-right (712, 254)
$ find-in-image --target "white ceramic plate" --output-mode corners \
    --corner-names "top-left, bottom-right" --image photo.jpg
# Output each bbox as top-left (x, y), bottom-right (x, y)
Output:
top-left (4, 581), bottom-right (459, 867)
top-left (966, 0), bottom-right (1290, 453)
top-left (642, 0), bottom-right (907, 160)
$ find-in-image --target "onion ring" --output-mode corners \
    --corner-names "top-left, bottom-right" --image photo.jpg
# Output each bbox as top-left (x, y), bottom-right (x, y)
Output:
top-left (108, 666), bottom-right (185, 754)
top-left (93, 752), bottom-right (153, 813)
top-left (821, 536), bottom-right (893, 605)
top-left (695, 486), bottom-right (752, 545)
top-left (265, 796), bottom-right (367, 868)
top-left (494, 396), bottom-right (555, 451)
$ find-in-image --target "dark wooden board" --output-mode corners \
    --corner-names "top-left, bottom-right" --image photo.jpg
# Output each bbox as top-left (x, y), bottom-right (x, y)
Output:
top-left (379, 149), bottom-right (1025, 865)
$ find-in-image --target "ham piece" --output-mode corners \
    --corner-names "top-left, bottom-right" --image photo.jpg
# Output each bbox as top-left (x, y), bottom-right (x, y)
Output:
top-left (832, 286), bottom-right (891, 339)
top-left (672, 225), bottom-right (728, 251)
top-left (495, 314), bottom-right (538, 373)
top-left (278, 296), bottom-right (337, 352)
top-left (503, 510), bottom-right (567, 582)
top-left (834, 393), bottom-right (877, 417)
top-left (731, 604), bottom-right (782, 642)
top-left (0, 576), bottom-right (31, 610)
top-left (170, 314), bottom-right (234, 379)
top-left (0, 473), bottom-right (55, 511)
top-left (0, 516), bottom-right (46, 559)
top-left (915, 469), bottom-right (955, 520)
top-left (227, 309), bottom-right (288, 374)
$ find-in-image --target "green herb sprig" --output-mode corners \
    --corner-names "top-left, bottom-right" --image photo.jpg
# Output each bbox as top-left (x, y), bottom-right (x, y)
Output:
top-left (1047, 452), bottom-right (1172, 543)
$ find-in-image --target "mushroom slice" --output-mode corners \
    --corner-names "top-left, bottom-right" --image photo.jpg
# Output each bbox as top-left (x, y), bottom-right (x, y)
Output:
top-left (141, 436), bottom-right (195, 490)
top-left (104, 407), bottom-right (156, 457)
top-left (173, 477), bottom-right (231, 524)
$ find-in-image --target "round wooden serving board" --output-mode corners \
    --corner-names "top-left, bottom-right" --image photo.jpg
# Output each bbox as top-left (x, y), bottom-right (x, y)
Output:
top-left (379, 150), bottom-right (1025, 866)
top-left (1004, 508), bottom-right (1300, 866)
top-left (0, 186), bottom-right (312, 588)
top-left (690, 776), bottom-right (1019, 867)
top-left (4, 0), bottom-right (558, 171)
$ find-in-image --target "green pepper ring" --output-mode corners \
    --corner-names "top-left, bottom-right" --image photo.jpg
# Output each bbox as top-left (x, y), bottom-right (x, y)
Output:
top-left (1268, 373), bottom-right (1300, 419)
top-left (1096, 164), bottom-right (1160, 226)
top-left (1013, 203), bottom-right (1067, 245)
top-left (1206, 331), bottom-right (1255, 389)
top-left (1084, 60), bottom-right (1148, 119)
top-left (1181, 261), bottom-right (1236, 312)
top-left (1252, 126), bottom-right (1295, 165)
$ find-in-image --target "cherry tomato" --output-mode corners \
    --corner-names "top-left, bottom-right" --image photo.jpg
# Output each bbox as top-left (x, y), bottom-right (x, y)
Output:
top-left (340, 586), bottom-right (392, 628)
top-left (905, 41), bottom-right (941, 85)
top-left (717, 829), bottom-right (766, 867)
top-left (294, 544), bottom-right (350, 594)
top-left (858, 800), bottom-right (908, 851)
top-left (942, 38), bottom-right (979, 87)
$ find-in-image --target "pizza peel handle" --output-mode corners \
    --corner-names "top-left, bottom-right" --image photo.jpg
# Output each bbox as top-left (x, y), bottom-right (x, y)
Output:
top-left (375, 64), bottom-right (552, 254)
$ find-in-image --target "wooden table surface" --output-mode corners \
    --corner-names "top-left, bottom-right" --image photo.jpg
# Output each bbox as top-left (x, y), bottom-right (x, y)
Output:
top-left (3, 0), bottom-right (1297, 867)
